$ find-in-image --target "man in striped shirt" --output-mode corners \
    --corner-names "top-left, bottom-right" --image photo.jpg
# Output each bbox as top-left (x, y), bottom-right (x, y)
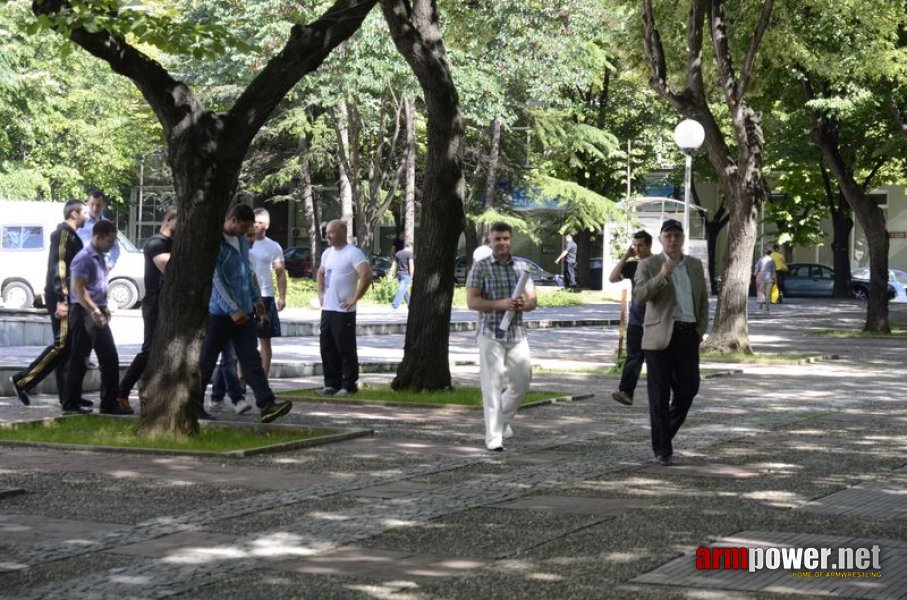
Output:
top-left (466, 222), bottom-right (537, 451)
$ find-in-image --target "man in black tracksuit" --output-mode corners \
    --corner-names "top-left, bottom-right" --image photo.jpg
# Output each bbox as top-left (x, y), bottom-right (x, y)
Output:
top-left (11, 200), bottom-right (87, 406)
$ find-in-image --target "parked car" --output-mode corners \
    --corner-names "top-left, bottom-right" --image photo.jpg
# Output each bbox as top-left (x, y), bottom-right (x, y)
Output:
top-left (283, 246), bottom-right (313, 278)
top-left (0, 201), bottom-right (145, 310)
top-left (453, 255), bottom-right (564, 287)
top-left (784, 263), bottom-right (836, 297)
top-left (851, 267), bottom-right (904, 301)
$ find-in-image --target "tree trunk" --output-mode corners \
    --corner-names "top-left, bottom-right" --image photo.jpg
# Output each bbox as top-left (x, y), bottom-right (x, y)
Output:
top-left (704, 203), bottom-right (729, 295)
top-left (805, 78), bottom-right (890, 332)
top-left (821, 165), bottom-right (853, 298)
top-left (298, 134), bottom-right (321, 276)
top-left (482, 118), bottom-right (501, 215)
top-left (382, 0), bottom-right (466, 390)
top-left (335, 99), bottom-right (356, 236)
top-left (34, 0), bottom-right (379, 435)
top-left (404, 95), bottom-right (416, 247)
top-left (574, 230), bottom-right (592, 289)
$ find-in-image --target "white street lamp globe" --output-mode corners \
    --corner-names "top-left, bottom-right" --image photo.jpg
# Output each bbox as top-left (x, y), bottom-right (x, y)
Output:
top-left (673, 119), bottom-right (705, 151)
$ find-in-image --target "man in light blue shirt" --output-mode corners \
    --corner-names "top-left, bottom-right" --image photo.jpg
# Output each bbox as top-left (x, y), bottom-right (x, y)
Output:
top-left (77, 189), bottom-right (120, 269)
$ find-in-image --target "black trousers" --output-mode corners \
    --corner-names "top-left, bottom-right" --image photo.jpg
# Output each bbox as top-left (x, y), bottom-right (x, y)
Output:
top-left (320, 310), bottom-right (359, 392)
top-left (197, 315), bottom-right (274, 410)
top-left (14, 301), bottom-right (69, 401)
top-left (62, 304), bottom-right (119, 411)
top-left (644, 322), bottom-right (700, 458)
top-left (118, 299), bottom-right (158, 398)
top-left (618, 324), bottom-right (645, 397)
top-left (565, 261), bottom-right (577, 288)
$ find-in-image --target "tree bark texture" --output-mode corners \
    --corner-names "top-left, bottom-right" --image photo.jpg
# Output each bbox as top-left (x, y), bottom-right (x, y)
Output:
top-left (820, 164), bottom-right (854, 298)
top-left (643, 0), bottom-right (775, 354)
top-left (404, 96), bottom-right (417, 247)
top-left (34, 0), bottom-right (378, 435)
top-left (382, 0), bottom-right (466, 390)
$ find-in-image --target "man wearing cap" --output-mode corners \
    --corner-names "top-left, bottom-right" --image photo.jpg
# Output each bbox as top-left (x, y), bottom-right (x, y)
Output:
top-left (633, 219), bottom-right (709, 466)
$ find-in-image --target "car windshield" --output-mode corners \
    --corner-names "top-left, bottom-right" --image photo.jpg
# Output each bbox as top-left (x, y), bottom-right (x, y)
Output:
top-left (117, 232), bottom-right (138, 252)
top-left (893, 271), bottom-right (907, 286)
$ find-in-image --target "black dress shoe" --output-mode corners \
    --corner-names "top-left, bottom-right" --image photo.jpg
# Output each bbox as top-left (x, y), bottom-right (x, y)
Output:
top-left (488, 446), bottom-right (504, 452)
top-left (655, 454), bottom-right (673, 467)
top-left (62, 406), bottom-right (92, 415)
top-left (10, 376), bottom-right (30, 406)
top-left (78, 398), bottom-right (94, 407)
top-left (99, 406), bottom-right (133, 416)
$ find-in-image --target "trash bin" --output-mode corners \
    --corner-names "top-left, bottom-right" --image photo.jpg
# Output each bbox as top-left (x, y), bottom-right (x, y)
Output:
top-left (589, 257), bottom-right (603, 290)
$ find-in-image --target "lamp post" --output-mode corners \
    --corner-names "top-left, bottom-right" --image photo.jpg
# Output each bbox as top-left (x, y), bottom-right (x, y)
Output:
top-left (673, 119), bottom-right (705, 253)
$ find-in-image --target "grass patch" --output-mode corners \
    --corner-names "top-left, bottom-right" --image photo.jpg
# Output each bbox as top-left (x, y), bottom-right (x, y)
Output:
top-left (0, 415), bottom-right (334, 453)
top-left (810, 328), bottom-right (907, 338)
top-left (283, 384), bottom-right (564, 406)
top-left (701, 351), bottom-right (815, 363)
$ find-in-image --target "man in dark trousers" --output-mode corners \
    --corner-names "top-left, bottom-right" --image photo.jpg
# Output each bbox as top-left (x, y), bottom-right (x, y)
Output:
top-left (633, 219), bottom-right (709, 466)
top-left (554, 233), bottom-right (578, 290)
top-left (195, 204), bottom-right (293, 423)
top-left (116, 206), bottom-right (177, 413)
top-left (389, 241), bottom-right (414, 311)
top-left (62, 220), bottom-right (124, 415)
top-left (11, 200), bottom-right (87, 406)
top-left (608, 230), bottom-right (653, 406)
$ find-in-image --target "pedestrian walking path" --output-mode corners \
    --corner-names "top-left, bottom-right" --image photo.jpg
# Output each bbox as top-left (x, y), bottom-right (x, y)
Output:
top-left (0, 301), bottom-right (905, 599)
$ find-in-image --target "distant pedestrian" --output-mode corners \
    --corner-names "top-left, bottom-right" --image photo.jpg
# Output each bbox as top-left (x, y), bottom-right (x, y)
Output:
top-left (62, 220), bottom-right (123, 415)
top-left (11, 200), bottom-right (87, 407)
top-left (770, 244), bottom-right (788, 303)
top-left (466, 222), bottom-right (537, 452)
top-left (76, 188), bottom-right (120, 269)
top-left (754, 248), bottom-right (776, 312)
top-left (249, 208), bottom-right (287, 375)
top-left (554, 233), bottom-right (578, 291)
top-left (116, 206), bottom-right (177, 413)
top-left (389, 242), bottom-right (414, 311)
top-left (316, 220), bottom-right (373, 396)
top-left (634, 219), bottom-right (709, 466)
top-left (608, 230), bottom-right (653, 406)
top-left (195, 204), bottom-right (293, 423)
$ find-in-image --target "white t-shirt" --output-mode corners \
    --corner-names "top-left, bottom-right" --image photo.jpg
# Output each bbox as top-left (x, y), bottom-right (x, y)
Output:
top-left (249, 237), bottom-right (284, 297)
top-left (321, 244), bottom-right (368, 312)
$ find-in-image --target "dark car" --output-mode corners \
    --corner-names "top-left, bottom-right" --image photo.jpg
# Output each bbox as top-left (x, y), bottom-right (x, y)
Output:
top-left (283, 246), bottom-right (313, 278)
top-left (784, 263), bottom-right (835, 297)
top-left (453, 255), bottom-right (564, 287)
top-left (851, 267), bottom-right (901, 300)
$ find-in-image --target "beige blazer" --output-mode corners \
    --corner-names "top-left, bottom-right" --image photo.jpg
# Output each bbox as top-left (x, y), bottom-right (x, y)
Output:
top-left (633, 253), bottom-right (709, 351)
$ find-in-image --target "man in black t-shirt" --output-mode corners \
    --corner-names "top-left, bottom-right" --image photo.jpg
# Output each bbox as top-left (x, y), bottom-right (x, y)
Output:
top-left (390, 243), bottom-right (414, 311)
top-left (555, 234), bottom-right (578, 290)
top-left (607, 230), bottom-right (653, 406)
top-left (116, 206), bottom-right (177, 411)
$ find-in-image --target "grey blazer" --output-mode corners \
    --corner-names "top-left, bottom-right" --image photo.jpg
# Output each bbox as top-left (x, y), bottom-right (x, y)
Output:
top-left (633, 253), bottom-right (709, 351)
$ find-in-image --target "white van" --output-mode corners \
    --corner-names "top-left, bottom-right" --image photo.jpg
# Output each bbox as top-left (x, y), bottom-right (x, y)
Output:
top-left (0, 200), bottom-right (145, 310)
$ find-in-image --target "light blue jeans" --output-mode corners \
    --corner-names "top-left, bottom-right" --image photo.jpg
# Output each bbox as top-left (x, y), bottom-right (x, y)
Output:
top-left (392, 274), bottom-right (412, 309)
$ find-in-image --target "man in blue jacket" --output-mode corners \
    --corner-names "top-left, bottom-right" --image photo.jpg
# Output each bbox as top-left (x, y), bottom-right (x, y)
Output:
top-left (195, 204), bottom-right (292, 423)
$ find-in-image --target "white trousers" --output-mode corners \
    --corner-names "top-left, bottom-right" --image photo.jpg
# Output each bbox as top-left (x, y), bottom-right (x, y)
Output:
top-left (478, 336), bottom-right (532, 449)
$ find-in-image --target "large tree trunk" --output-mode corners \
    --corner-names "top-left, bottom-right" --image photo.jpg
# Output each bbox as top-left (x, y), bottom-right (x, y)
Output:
top-left (805, 78), bottom-right (890, 332)
top-left (643, 0), bottom-right (775, 354)
top-left (33, 0), bottom-right (379, 435)
top-left (482, 118), bottom-right (501, 215)
top-left (382, 0), bottom-right (466, 390)
top-left (334, 99), bottom-right (356, 236)
top-left (820, 164), bottom-right (854, 298)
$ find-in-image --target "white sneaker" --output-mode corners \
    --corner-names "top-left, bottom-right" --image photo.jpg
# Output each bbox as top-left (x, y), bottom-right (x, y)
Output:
top-left (334, 389), bottom-right (349, 397)
top-left (234, 399), bottom-right (251, 415)
top-left (504, 425), bottom-right (514, 439)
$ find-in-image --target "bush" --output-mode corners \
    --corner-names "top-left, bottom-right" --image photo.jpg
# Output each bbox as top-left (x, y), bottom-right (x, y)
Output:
top-left (365, 277), bottom-right (397, 304)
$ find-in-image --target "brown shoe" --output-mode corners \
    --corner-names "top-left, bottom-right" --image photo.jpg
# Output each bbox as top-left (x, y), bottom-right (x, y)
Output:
top-left (116, 397), bottom-right (135, 415)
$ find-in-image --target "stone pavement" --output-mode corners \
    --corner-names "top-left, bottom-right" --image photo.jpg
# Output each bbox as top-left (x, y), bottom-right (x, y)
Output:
top-left (0, 299), bottom-right (906, 599)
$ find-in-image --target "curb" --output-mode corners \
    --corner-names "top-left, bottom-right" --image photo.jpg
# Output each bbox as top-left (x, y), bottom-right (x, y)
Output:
top-left (275, 391), bottom-right (594, 412)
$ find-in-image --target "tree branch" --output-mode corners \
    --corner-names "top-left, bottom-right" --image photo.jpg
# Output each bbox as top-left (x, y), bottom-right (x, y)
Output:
top-left (641, 0), bottom-right (681, 106)
top-left (736, 0), bottom-right (775, 99)
top-left (228, 0), bottom-right (377, 148)
top-left (891, 99), bottom-right (907, 138)
top-left (709, 0), bottom-right (738, 107)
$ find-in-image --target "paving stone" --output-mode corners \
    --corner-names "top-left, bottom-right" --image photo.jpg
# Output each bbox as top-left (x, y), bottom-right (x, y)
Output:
top-left (334, 436), bottom-right (486, 458)
top-left (504, 450), bottom-right (580, 465)
top-left (633, 530), bottom-right (903, 598)
top-left (493, 494), bottom-right (653, 516)
top-left (637, 462), bottom-right (771, 479)
top-left (0, 514), bottom-right (126, 545)
top-left (107, 530), bottom-right (239, 559)
top-left (270, 546), bottom-right (483, 579)
top-left (348, 481), bottom-right (439, 499)
top-left (798, 481), bottom-right (907, 518)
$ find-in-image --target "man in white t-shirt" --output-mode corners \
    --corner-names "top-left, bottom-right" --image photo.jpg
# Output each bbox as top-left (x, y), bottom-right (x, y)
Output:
top-left (249, 208), bottom-right (287, 375)
top-left (316, 220), bottom-right (372, 396)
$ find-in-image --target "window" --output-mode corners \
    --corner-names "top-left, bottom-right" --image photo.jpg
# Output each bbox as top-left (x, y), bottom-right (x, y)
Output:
top-left (1, 226), bottom-right (43, 250)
